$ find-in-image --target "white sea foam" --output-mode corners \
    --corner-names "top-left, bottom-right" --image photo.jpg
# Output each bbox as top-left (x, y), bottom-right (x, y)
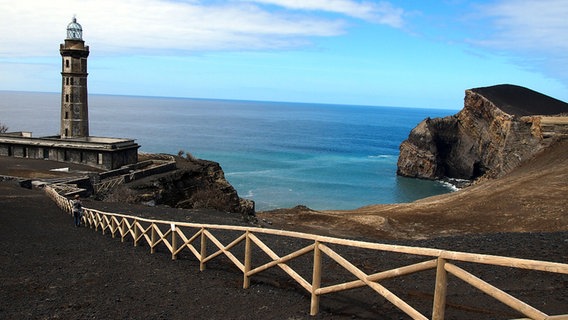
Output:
top-left (438, 178), bottom-right (471, 191)
top-left (439, 180), bottom-right (460, 192)
top-left (368, 154), bottom-right (393, 159)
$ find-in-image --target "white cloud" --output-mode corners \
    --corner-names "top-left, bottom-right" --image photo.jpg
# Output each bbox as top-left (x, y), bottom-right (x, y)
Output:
top-left (475, 0), bottom-right (568, 52)
top-left (0, 0), bottom-right (357, 58)
top-left (245, 0), bottom-right (405, 27)
top-left (471, 0), bottom-right (568, 82)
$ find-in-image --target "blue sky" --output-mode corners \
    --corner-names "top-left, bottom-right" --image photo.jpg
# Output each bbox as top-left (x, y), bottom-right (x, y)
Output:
top-left (0, 0), bottom-right (566, 109)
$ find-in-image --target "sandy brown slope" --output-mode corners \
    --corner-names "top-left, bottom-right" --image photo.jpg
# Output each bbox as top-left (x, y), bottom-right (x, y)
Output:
top-left (258, 138), bottom-right (568, 240)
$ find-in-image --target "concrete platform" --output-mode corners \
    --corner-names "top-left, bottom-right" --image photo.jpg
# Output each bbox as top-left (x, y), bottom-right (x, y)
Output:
top-left (0, 155), bottom-right (102, 180)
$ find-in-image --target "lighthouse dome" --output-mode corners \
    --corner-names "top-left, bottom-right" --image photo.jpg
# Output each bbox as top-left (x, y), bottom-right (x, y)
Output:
top-left (67, 17), bottom-right (83, 40)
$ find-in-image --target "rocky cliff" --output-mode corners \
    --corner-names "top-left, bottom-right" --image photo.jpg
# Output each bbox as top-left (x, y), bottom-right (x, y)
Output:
top-left (397, 84), bottom-right (568, 181)
top-left (102, 154), bottom-right (256, 221)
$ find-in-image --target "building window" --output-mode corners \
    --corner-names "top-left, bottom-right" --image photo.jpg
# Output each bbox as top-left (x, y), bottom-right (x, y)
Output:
top-left (65, 59), bottom-right (70, 68)
top-left (43, 148), bottom-right (49, 159)
top-left (70, 77), bottom-right (74, 85)
top-left (65, 128), bottom-right (68, 137)
top-left (65, 77), bottom-right (69, 85)
top-left (65, 111), bottom-right (68, 119)
top-left (65, 94), bottom-right (69, 102)
top-left (98, 153), bottom-right (103, 165)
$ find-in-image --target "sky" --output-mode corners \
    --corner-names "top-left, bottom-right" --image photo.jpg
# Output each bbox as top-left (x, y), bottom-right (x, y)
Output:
top-left (0, 0), bottom-right (567, 109)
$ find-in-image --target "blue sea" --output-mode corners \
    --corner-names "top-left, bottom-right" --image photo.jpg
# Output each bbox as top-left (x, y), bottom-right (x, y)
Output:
top-left (0, 91), bottom-right (458, 211)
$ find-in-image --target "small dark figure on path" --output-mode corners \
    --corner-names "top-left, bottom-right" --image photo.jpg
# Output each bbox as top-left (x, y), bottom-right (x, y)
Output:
top-left (72, 194), bottom-right (83, 227)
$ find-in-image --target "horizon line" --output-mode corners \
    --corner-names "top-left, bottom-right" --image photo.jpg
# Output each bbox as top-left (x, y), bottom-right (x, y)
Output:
top-left (0, 89), bottom-right (460, 111)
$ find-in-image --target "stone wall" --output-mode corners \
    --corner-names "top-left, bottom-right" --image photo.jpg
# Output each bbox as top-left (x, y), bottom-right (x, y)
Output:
top-left (0, 135), bottom-right (139, 170)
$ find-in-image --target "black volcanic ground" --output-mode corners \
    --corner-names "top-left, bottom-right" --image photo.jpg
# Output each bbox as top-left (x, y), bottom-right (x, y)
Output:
top-left (471, 84), bottom-right (568, 116)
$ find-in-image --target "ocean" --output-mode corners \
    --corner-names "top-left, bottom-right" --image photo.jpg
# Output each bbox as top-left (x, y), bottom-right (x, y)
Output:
top-left (0, 91), bottom-right (458, 211)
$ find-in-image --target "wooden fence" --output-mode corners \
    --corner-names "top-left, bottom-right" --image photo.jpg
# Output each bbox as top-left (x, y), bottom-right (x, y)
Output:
top-left (45, 186), bottom-right (568, 319)
top-left (93, 176), bottom-right (124, 194)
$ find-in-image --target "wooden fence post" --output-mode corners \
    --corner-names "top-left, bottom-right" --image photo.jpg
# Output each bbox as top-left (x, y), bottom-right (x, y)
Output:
top-left (133, 219), bottom-right (139, 247)
top-left (200, 227), bottom-right (207, 271)
top-left (101, 215), bottom-right (106, 235)
top-left (432, 257), bottom-right (448, 320)
top-left (151, 223), bottom-right (157, 254)
top-left (111, 218), bottom-right (116, 238)
top-left (121, 219), bottom-right (126, 243)
top-left (94, 213), bottom-right (99, 231)
top-left (310, 241), bottom-right (322, 316)
top-left (171, 224), bottom-right (177, 260)
top-left (243, 231), bottom-right (252, 289)
top-left (84, 210), bottom-right (89, 228)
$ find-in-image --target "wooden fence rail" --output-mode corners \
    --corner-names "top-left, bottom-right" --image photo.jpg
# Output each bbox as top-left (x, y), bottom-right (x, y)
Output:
top-left (93, 176), bottom-right (124, 194)
top-left (45, 186), bottom-right (568, 319)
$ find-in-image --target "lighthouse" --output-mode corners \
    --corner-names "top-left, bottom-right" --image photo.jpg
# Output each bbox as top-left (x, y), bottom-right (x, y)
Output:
top-left (60, 17), bottom-right (89, 138)
top-left (0, 17), bottom-right (140, 170)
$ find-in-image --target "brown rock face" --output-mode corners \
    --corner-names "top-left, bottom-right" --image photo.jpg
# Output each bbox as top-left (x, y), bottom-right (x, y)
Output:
top-left (397, 84), bottom-right (568, 180)
top-left (397, 116), bottom-right (458, 179)
top-left (105, 156), bottom-right (255, 219)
